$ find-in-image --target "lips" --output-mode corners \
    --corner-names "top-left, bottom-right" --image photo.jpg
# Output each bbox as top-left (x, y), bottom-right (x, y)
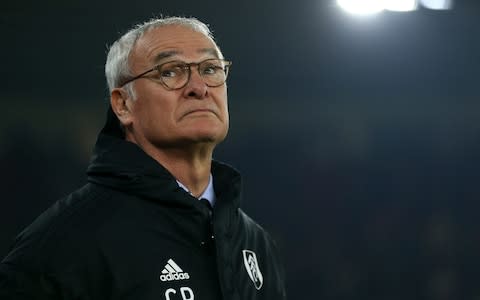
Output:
top-left (189, 109), bottom-right (214, 114)
top-left (181, 108), bottom-right (218, 119)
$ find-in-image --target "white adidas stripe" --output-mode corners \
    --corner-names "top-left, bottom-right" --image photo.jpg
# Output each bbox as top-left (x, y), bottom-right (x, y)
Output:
top-left (159, 258), bottom-right (190, 282)
top-left (161, 259), bottom-right (184, 274)
top-left (167, 259), bottom-right (183, 272)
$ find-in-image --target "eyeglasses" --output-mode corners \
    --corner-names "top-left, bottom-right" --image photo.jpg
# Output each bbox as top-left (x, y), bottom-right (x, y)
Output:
top-left (119, 58), bottom-right (232, 90)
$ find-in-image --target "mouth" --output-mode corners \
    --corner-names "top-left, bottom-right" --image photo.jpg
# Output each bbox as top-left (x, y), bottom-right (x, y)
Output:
top-left (181, 108), bottom-right (217, 119)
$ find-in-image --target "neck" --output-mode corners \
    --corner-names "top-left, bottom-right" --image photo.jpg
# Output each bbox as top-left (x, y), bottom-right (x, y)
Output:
top-left (160, 148), bottom-right (213, 198)
top-left (128, 137), bottom-right (215, 198)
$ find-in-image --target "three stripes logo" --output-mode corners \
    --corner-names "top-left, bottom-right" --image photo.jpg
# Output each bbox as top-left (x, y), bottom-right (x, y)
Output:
top-left (160, 259), bottom-right (190, 282)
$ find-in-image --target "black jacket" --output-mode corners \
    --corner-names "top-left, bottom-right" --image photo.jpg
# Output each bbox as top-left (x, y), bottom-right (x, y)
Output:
top-left (0, 108), bottom-right (287, 300)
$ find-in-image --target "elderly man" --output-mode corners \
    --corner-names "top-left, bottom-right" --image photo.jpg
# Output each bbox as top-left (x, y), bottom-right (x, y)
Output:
top-left (0, 17), bottom-right (287, 300)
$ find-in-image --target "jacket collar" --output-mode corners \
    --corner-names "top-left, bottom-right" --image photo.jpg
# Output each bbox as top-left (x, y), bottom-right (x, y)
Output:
top-left (86, 106), bottom-right (242, 210)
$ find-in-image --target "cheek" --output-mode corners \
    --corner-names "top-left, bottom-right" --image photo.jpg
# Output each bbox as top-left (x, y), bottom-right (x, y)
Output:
top-left (217, 90), bottom-right (229, 118)
top-left (223, 103), bottom-right (230, 123)
top-left (131, 101), bottom-right (166, 135)
top-left (220, 99), bottom-right (230, 134)
top-left (133, 89), bottom-right (176, 123)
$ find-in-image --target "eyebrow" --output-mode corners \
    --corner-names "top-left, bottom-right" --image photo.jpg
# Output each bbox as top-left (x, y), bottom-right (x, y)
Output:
top-left (152, 48), bottom-right (221, 64)
top-left (198, 48), bottom-right (221, 59)
top-left (153, 50), bottom-right (180, 63)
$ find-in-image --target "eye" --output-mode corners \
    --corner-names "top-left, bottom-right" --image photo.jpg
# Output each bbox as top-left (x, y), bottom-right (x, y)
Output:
top-left (160, 70), bottom-right (175, 78)
top-left (159, 63), bottom-right (187, 78)
top-left (160, 67), bottom-right (180, 78)
top-left (201, 64), bottom-right (222, 75)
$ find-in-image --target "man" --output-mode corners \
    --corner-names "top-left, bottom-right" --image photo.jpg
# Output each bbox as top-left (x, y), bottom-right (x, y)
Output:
top-left (0, 17), bottom-right (287, 299)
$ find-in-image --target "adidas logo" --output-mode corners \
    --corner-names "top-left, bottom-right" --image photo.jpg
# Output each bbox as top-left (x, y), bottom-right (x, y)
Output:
top-left (160, 259), bottom-right (190, 282)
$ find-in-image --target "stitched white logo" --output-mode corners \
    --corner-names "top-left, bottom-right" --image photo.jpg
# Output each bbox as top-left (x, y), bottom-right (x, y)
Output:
top-left (242, 250), bottom-right (263, 290)
top-left (160, 259), bottom-right (190, 282)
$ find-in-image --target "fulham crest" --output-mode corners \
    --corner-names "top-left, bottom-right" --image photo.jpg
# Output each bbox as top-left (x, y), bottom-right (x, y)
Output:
top-left (242, 250), bottom-right (263, 290)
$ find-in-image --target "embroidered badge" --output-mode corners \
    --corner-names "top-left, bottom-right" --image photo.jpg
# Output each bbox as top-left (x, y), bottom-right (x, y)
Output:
top-left (242, 250), bottom-right (264, 290)
top-left (160, 258), bottom-right (190, 282)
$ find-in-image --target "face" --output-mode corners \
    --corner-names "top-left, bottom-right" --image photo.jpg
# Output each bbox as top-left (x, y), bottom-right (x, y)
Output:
top-left (112, 25), bottom-right (229, 150)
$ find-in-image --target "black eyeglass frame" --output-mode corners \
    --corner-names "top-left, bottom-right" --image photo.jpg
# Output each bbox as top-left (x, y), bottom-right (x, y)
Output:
top-left (118, 58), bottom-right (232, 90)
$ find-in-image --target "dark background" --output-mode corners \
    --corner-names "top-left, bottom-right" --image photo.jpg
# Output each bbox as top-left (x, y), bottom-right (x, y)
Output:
top-left (1, 0), bottom-right (479, 299)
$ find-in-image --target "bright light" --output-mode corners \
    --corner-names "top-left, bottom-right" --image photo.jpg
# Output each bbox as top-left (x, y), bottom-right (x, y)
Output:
top-left (384, 0), bottom-right (418, 11)
top-left (421, 0), bottom-right (453, 10)
top-left (337, 0), bottom-right (454, 15)
top-left (336, 0), bottom-right (384, 15)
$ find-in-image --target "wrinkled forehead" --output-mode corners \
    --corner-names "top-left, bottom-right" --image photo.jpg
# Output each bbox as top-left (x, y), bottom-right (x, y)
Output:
top-left (131, 25), bottom-right (223, 65)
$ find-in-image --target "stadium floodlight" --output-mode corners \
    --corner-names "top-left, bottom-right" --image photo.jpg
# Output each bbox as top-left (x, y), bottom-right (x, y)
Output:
top-left (384, 0), bottom-right (418, 11)
top-left (336, 0), bottom-right (384, 15)
top-left (420, 0), bottom-right (453, 10)
top-left (337, 0), bottom-right (453, 15)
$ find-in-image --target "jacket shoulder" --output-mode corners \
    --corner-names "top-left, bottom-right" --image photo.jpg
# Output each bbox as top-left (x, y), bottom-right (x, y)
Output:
top-left (0, 184), bottom-right (119, 298)
top-left (2, 183), bottom-right (114, 266)
top-left (237, 209), bottom-right (278, 245)
top-left (229, 209), bottom-right (287, 299)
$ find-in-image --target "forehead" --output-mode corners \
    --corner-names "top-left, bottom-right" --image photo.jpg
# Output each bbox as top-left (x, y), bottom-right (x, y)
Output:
top-left (131, 25), bottom-right (221, 65)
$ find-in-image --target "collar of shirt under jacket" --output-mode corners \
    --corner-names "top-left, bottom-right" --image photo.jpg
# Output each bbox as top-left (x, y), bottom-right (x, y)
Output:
top-left (176, 174), bottom-right (216, 207)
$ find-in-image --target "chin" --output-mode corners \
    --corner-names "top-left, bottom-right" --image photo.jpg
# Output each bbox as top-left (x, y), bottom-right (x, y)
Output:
top-left (195, 131), bottom-right (227, 143)
top-left (189, 128), bottom-right (228, 145)
top-left (189, 121), bottom-right (227, 137)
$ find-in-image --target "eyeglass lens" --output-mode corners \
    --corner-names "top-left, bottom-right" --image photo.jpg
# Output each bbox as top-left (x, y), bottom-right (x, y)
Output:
top-left (158, 59), bottom-right (229, 89)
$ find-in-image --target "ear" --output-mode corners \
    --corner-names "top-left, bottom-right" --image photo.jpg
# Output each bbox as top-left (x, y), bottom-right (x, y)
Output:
top-left (110, 87), bottom-right (134, 127)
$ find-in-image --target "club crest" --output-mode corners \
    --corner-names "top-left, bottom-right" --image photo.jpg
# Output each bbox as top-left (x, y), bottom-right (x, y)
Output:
top-left (242, 250), bottom-right (264, 290)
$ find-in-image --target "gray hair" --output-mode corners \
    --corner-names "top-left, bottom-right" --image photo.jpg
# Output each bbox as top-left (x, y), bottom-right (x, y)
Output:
top-left (105, 17), bottom-right (216, 94)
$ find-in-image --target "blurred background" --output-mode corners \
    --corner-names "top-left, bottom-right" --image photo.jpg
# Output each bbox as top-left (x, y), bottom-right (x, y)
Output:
top-left (1, 0), bottom-right (479, 299)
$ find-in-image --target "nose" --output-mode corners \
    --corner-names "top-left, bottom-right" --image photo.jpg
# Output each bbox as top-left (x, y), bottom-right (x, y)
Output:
top-left (182, 67), bottom-right (208, 99)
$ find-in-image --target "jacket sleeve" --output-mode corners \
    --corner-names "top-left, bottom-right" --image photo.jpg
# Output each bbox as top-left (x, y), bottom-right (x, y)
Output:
top-left (270, 238), bottom-right (287, 299)
top-left (0, 262), bottom-right (57, 300)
